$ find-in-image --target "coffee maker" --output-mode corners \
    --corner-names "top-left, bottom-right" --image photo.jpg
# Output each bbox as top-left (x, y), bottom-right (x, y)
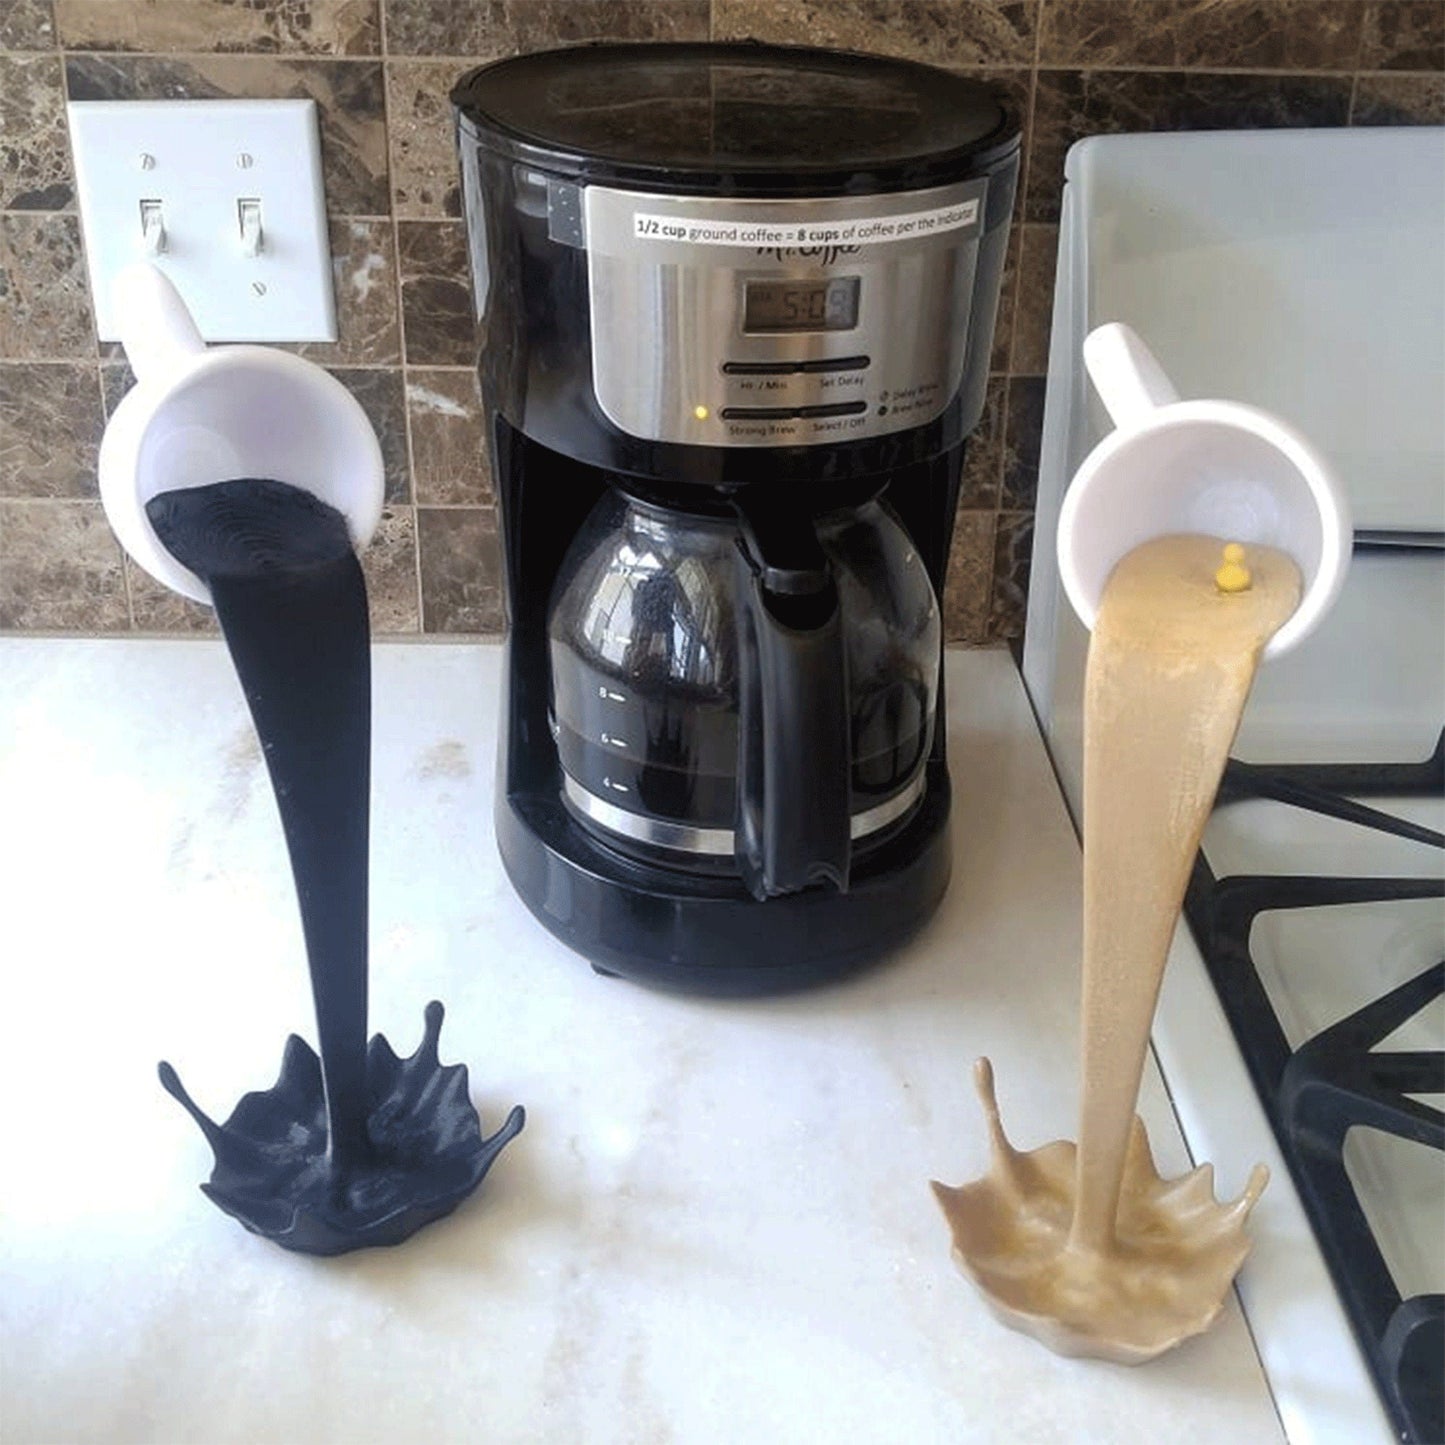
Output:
top-left (452, 43), bottom-right (1019, 993)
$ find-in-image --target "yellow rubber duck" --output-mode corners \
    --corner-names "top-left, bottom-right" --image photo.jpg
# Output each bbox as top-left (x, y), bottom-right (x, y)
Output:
top-left (1215, 541), bottom-right (1252, 593)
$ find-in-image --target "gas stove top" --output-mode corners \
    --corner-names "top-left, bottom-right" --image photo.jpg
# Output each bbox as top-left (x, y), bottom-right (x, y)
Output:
top-left (1198, 540), bottom-right (1445, 1443)
top-left (1188, 737), bottom-right (1444, 1443)
top-left (1022, 129), bottom-right (1445, 1445)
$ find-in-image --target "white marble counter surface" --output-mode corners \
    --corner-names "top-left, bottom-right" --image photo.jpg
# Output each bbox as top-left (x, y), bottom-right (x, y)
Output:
top-left (0, 640), bottom-right (1281, 1444)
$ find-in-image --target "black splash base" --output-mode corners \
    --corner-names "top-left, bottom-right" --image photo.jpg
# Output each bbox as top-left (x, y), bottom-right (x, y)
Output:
top-left (159, 1002), bottom-right (525, 1256)
top-left (143, 477), bottom-right (525, 1258)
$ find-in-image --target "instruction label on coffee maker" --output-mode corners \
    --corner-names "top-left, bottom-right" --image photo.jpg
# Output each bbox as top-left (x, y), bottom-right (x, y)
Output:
top-left (631, 197), bottom-right (980, 250)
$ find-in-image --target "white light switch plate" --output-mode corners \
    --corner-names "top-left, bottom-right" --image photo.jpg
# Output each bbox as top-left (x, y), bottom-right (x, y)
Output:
top-left (68, 98), bottom-right (336, 344)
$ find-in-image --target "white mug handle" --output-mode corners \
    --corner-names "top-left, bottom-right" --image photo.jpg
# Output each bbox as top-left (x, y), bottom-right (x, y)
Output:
top-left (1083, 322), bottom-right (1180, 430)
top-left (114, 264), bottom-right (205, 389)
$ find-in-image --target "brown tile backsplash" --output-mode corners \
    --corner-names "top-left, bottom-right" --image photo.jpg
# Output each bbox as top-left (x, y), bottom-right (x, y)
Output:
top-left (65, 53), bottom-right (390, 215)
top-left (943, 508), bottom-right (996, 644)
top-left (362, 504), bottom-right (422, 632)
top-left (1028, 68), bottom-right (1354, 221)
top-left (407, 368), bottom-right (493, 505)
top-left (0, 0), bottom-right (55, 50)
top-left (987, 510), bottom-right (1034, 642)
top-left (990, 224), bottom-right (1020, 375)
top-left (1038, 1), bottom-right (1367, 72)
top-left (508, 0), bottom-right (710, 50)
top-left (293, 218), bottom-right (402, 365)
top-left (0, 498), bottom-right (128, 630)
top-left (0, 212), bottom-right (95, 358)
top-left (1, 0), bottom-right (1438, 643)
top-left (715, 1), bottom-right (1038, 68)
top-left (54, 0), bottom-right (382, 55)
top-left (1000, 376), bottom-right (1046, 511)
top-left (417, 505), bottom-right (504, 634)
top-left (957, 375), bottom-right (1006, 513)
top-left (1010, 222), bottom-right (1057, 378)
top-left (1, 53), bottom-right (72, 209)
top-left (384, 0), bottom-right (708, 56)
top-left (0, 361), bottom-right (102, 497)
top-left (333, 366), bottom-right (411, 502)
top-left (1352, 68), bottom-right (1445, 123)
top-left (397, 220), bottom-right (474, 366)
top-left (386, 58), bottom-right (464, 217)
top-left (1361, 0), bottom-right (1445, 72)
top-left (380, 0), bottom-right (511, 56)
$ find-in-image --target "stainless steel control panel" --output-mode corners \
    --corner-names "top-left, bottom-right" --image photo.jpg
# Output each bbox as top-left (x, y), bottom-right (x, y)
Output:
top-left (583, 179), bottom-right (987, 448)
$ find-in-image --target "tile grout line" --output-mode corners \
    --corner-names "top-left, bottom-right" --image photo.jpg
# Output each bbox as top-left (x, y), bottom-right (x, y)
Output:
top-left (1032, 64), bottom-right (1366, 78)
top-left (42, 48), bottom-right (1415, 79)
top-left (1349, 5), bottom-right (1370, 78)
top-left (52, 39), bottom-right (97, 370)
top-left (379, 0), bottom-right (427, 636)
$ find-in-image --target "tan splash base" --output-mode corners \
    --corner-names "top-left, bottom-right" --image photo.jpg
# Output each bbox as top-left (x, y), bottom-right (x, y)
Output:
top-left (932, 1059), bottom-right (1268, 1365)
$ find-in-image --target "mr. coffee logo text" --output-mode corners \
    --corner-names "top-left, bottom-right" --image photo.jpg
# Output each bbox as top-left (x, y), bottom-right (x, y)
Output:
top-left (755, 242), bottom-right (862, 268)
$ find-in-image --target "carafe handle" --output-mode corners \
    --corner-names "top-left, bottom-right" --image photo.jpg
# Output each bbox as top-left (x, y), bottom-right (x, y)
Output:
top-left (733, 495), bottom-right (852, 900)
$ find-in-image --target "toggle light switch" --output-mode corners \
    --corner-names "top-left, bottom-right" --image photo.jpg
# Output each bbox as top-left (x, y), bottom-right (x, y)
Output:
top-left (68, 98), bottom-right (335, 343)
top-left (139, 199), bottom-right (166, 256)
top-left (237, 198), bottom-right (263, 258)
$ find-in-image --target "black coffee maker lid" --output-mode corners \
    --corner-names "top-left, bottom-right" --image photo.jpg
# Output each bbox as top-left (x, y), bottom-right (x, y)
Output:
top-left (452, 42), bottom-right (1019, 196)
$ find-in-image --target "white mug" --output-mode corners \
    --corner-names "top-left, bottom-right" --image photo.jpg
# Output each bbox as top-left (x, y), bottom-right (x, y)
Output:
top-left (99, 264), bottom-right (384, 604)
top-left (1057, 323), bottom-right (1351, 659)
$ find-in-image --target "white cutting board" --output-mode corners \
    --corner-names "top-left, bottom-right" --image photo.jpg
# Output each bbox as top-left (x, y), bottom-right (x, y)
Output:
top-left (1025, 126), bottom-right (1445, 754)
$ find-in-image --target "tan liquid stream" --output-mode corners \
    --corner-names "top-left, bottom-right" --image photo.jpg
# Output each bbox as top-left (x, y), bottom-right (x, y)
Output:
top-left (935, 533), bottom-right (1302, 1362)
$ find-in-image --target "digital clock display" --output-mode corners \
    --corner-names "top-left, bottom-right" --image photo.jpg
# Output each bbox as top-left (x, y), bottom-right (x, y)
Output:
top-left (743, 277), bottom-right (861, 333)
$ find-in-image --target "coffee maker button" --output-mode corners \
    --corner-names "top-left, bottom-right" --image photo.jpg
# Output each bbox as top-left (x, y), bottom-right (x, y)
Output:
top-left (721, 361), bottom-right (801, 375)
top-left (798, 356), bottom-right (871, 374)
top-left (720, 405), bottom-right (799, 421)
top-left (798, 401), bottom-right (868, 419)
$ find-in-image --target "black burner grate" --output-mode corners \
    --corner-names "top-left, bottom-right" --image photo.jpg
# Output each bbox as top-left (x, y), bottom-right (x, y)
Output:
top-left (1184, 731), bottom-right (1445, 1445)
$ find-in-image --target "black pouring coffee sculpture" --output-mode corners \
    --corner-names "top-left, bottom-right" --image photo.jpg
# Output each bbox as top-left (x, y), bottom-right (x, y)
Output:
top-left (146, 479), bottom-right (523, 1255)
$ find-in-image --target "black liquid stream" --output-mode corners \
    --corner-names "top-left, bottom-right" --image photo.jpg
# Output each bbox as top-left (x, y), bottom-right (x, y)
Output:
top-left (163, 483), bottom-right (370, 1164)
top-left (146, 480), bottom-right (522, 1254)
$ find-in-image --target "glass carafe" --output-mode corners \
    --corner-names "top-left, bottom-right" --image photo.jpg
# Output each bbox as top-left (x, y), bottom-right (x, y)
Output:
top-left (547, 486), bottom-right (939, 896)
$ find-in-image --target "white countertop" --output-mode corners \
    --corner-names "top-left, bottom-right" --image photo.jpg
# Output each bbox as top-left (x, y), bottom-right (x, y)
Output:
top-left (0, 640), bottom-right (1281, 1445)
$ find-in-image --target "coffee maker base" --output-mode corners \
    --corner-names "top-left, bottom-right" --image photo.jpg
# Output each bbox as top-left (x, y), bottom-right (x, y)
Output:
top-left (497, 767), bottom-right (953, 997)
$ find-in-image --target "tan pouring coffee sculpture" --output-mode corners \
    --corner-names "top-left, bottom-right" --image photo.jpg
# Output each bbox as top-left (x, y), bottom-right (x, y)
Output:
top-left (933, 324), bottom-right (1352, 1363)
